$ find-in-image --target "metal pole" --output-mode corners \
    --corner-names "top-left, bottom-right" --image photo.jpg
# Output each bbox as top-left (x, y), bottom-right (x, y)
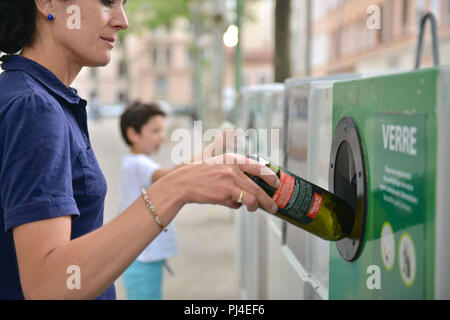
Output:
top-left (232, 0), bottom-right (244, 125)
top-left (192, 0), bottom-right (205, 122)
top-left (207, 0), bottom-right (227, 129)
top-left (305, 0), bottom-right (312, 77)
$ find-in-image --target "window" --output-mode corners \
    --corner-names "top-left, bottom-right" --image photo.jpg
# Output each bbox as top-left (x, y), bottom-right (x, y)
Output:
top-left (416, 0), bottom-right (426, 26)
top-left (356, 19), bottom-right (366, 52)
top-left (376, 6), bottom-right (384, 44)
top-left (118, 60), bottom-right (127, 77)
top-left (430, 0), bottom-right (441, 23)
top-left (402, 0), bottom-right (409, 32)
top-left (187, 49), bottom-right (194, 67)
top-left (152, 48), bottom-right (158, 66)
top-left (259, 73), bottom-right (268, 84)
top-left (155, 75), bottom-right (168, 96)
top-left (311, 0), bottom-right (323, 21)
top-left (335, 29), bottom-right (342, 59)
top-left (311, 33), bottom-right (329, 66)
top-left (166, 47), bottom-right (172, 67)
top-left (312, 0), bottom-right (334, 22)
top-left (241, 72), bottom-right (251, 86)
top-left (447, 0), bottom-right (450, 22)
top-left (151, 47), bottom-right (172, 67)
top-left (382, 1), bottom-right (394, 42)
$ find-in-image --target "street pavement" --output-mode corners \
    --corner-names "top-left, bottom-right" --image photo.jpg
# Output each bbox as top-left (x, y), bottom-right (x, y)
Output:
top-left (88, 115), bottom-right (240, 300)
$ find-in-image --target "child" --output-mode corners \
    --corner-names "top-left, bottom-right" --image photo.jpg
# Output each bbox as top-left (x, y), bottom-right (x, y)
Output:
top-left (119, 102), bottom-right (238, 299)
top-left (119, 101), bottom-right (178, 300)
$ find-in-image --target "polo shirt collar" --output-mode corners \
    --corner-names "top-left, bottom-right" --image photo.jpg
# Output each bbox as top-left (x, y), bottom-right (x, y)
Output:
top-left (0, 55), bottom-right (82, 106)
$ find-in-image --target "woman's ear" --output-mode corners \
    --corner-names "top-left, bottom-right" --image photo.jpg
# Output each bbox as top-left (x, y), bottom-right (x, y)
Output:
top-left (34, 0), bottom-right (56, 19)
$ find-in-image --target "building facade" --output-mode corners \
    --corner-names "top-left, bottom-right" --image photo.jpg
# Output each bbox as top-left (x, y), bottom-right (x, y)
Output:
top-left (72, 1), bottom-right (275, 112)
top-left (73, 24), bottom-right (194, 108)
top-left (307, 0), bottom-right (450, 76)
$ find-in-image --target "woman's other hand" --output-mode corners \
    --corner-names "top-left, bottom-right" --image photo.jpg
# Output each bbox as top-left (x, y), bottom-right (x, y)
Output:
top-left (201, 128), bottom-right (241, 160)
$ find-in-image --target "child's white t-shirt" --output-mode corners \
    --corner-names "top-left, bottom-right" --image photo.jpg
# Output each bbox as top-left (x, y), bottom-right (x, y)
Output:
top-left (119, 154), bottom-right (178, 263)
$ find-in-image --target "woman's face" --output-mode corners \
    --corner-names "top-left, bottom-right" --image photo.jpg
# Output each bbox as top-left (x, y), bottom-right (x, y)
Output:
top-left (49, 0), bottom-right (128, 67)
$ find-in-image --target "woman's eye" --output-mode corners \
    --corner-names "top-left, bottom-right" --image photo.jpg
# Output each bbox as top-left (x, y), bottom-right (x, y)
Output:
top-left (101, 0), bottom-right (114, 7)
top-left (101, 0), bottom-right (127, 7)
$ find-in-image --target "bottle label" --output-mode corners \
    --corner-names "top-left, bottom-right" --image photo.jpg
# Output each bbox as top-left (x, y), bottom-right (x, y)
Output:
top-left (272, 171), bottom-right (296, 209)
top-left (274, 170), bottom-right (323, 225)
top-left (306, 193), bottom-right (323, 220)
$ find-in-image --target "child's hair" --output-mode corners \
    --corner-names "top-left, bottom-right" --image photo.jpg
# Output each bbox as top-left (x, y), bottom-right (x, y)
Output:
top-left (120, 101), bottom-right (166, 146)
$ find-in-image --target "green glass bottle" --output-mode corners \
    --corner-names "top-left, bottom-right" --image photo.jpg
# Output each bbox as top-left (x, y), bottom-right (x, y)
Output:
top-left (248, 155), bottom-right (355, 241)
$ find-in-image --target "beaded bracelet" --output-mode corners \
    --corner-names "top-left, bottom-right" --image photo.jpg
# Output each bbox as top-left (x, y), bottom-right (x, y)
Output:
top-left (141, 189), bottom-right (168, 232)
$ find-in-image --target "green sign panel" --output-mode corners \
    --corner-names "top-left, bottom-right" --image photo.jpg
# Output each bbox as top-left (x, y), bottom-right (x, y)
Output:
top-left (329, 68), bottom-right (438, 300)
top-left (372, 113), bottom-right (427, 299)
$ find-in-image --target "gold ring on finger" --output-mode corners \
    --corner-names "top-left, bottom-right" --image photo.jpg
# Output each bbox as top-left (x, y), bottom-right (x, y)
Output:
top-left (237, 190), bottom-right (244, 204)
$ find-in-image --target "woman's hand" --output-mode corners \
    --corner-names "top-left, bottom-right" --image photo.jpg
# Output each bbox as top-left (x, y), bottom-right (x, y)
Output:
top-left (201, 128), bottom-right (240, 160)
top-left (152, 129), bottom-right (242, 184)
top-left (161, 153), bottom-right (280, 214)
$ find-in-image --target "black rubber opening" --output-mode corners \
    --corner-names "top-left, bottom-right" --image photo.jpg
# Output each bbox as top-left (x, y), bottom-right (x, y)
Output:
top-left (329, 117), bottom-right (367, 262)
top-left (334, 141), bottom-right (357, 236)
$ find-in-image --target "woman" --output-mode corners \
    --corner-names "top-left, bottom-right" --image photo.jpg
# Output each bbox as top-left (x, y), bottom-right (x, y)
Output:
top-left (0, 0), bottom-right (279, 300)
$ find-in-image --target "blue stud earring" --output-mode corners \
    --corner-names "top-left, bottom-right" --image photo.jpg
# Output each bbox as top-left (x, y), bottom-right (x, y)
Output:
top-left (47, 14), bottom-right (54, 21)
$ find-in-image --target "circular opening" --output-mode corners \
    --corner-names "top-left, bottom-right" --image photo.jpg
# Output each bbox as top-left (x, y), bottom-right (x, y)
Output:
top-left (334, 141), bottom-right (357, 215)
top-left (330, 117), bottom-right (367, 262)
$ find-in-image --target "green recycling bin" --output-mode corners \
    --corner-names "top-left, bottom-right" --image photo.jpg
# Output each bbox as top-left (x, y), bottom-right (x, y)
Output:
top-left (329, 66), bottom-right (450, 300)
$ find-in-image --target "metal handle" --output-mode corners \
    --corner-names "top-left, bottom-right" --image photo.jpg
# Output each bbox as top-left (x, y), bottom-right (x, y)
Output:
top-left (415, 12), bottom-right (440, 70)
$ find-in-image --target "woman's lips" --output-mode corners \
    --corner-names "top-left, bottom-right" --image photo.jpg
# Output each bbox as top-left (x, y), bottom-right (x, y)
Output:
top-left (101, 37), bottom-right (115, 47)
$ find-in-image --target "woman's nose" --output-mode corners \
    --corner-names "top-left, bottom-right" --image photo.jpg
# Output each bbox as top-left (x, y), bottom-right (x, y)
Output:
top-left (111, 6), bottom-right (129, 31)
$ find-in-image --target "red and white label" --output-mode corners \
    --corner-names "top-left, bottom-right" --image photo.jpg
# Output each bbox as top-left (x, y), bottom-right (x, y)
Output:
top-left (272, 171), bottom-right (295, 209)
top-left (307, 193), bottom-right (323, 220)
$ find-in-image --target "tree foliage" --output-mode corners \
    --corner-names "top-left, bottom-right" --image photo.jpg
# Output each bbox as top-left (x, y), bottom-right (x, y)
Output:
top-left (123, 0), bottom-right (192, 35)
top-left (122, 0), bottom-right (260, 37)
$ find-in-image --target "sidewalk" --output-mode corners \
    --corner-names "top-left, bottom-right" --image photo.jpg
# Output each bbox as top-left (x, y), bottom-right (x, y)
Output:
top-left (88, 116), bottom-right (240, 300)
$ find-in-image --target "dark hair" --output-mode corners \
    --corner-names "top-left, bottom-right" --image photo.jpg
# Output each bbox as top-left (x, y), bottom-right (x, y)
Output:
top-left (120, 101), bottom-right (166, 147)
top-left (0, 0), bottom-right (74, 54)
top-left (0, 1), bottom-right (38, 54)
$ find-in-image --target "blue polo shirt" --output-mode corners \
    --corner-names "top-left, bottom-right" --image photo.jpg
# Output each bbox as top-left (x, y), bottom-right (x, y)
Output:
top-left (0, 55), bottom-right (116, 300)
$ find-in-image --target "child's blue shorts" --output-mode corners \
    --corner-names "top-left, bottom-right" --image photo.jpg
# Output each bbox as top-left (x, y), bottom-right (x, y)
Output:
top-left (122, 260), bottom-right (165, 300)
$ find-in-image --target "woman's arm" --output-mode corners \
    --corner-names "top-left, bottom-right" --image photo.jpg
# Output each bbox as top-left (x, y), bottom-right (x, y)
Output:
top-left (14, 173), bottom-right (183, 300)
top-left (13, 154), bottom-right (279, 300)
